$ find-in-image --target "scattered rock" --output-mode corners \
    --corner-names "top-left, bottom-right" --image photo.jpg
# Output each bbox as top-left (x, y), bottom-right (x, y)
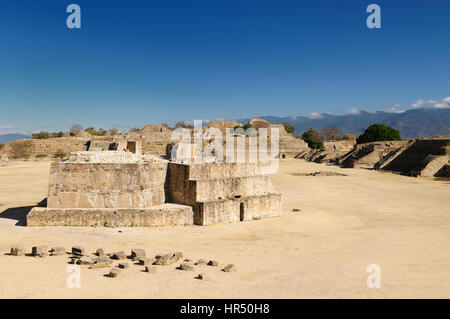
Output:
top-left (118, 262), bottom-right (129, 269)
top-left (207, 260), bottom-right (218, 267)
top-left (89, 262), bottom-right (110, 269)
top-left (138, 257), bottom-right (156, 266)
top-left (50, 247), bottom-right (65, 256)
top-left (112, 251), bottom-right (127, 260)
top-left (96, 248), bottom-right (105, 257)
top-left (292, 208), bottom-right (301, 212)
top-left (108, 268), bottom-right (121, 278)
top-left (145, 266), bottom-right (156, 273)
top-left (130, 248), bottom-right (146, 260)
top-left (10, 246), bottom-right (25, 256)
top-left (221, 264), bottom-right (237, 272)
top-left (92, 256), bottom-right (112, 264)
top-left (77, 256), bottom-right (94, 265)
top-left (72, 246), bottom-right (85, 256)
top-left (179, 262), bottom-right (195, 271)
top-left (153, 252), bottom-right (183, 266)
top-left (32, 246), bottom-right (48, 257)
top-left (196, 273), bottom-right (206, 280)
top-left (195, 259), bottom-right (207, 266)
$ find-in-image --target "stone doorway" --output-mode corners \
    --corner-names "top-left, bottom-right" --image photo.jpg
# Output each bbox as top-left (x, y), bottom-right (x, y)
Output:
top-left (127, 141), bottom-right (136, 153)
top-left (239, 202), bottom-right (245, 221)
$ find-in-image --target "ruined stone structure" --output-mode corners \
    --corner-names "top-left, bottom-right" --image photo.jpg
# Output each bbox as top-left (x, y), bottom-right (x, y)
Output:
top-left (296, 136), bottom-right (450, 178)
top-left (87, 127), bottom-right (172, 157)
top-left (339, 141), bottom-right (406, 169)
top-left (28, 152), bottom-right (194, 227)
top-left (295, 141), bottom-right (355, 164)
top-left (27, 151), bottom-right (282, 227)
top-left (167, 162), bottom-right (282, 225)
top-left (379, 138), bottom-right (450, 177)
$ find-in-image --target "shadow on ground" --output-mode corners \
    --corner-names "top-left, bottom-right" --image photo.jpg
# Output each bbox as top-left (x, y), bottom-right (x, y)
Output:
top-left (0, 206), bottom-right (35, 226)
top-left (0, 199), bottom-right (46, 226)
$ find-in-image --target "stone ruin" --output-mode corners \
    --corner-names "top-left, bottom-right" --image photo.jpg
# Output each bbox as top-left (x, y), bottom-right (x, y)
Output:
top-left (296, 136), bottom-right (450, 178)
top-left (27, 150), bottom-right (282, 227)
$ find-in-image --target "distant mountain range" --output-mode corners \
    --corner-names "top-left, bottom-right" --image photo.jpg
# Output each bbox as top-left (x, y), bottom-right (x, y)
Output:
top-left (238, 108), bottom-right (450, 138)
top-left (0, 134), bottom-right (31, 143)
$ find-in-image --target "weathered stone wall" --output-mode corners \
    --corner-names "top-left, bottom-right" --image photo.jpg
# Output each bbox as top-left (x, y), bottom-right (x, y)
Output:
top-left (167, 162), bottom-right (282, 225)
top-left (0, 138), bottom-right (88, 158)
top-left (47, 161), bottom-right (167, 209)
top-left (195, 194), bottom-right (282, 225)
top-left (27, 204), bottom-right (194, 227)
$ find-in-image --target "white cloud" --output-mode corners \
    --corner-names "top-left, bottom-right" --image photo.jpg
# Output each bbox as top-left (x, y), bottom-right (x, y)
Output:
top-left (345, 108), bottom-right (361, 115)
top-left (0, 125), bottom-right (14, 130)
top-left (433, 102), bottom-right (450, 109)
top-left (384, 104), bottom-right (406, 113)
top-left (411, 99), bottom-right (436, 108)
top-left (410, 97), bottom-right (450, 109)
top-left (309, 112), bottom-right (322, 119)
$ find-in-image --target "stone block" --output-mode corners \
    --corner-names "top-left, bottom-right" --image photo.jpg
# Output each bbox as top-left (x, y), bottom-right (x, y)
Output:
top-left (32, 246), bottom-right (48, 257)
top-left (118, 263), bottom-right (129, 269)
top-left (10, 247), bottom-right (25, 256)
top-left (112, 251), bottom-right (127, 260)
top-left (109, 268), bottom-right (121, 278)
top-left (72, 246), bottom-right (85, 256)
top-left (131, 249), bottom-right (145, 260)
top-left (207, 260), bottom-right (218, 267)
top-left (145, 266), bottom-right (156, 273)
top-left (221, 264), bottom-right (236, 272)
top-left (179, 262), bottom-right (195, 271)
top-left (50, 247), bottom-right (65, 256)
top-left (195, 259), bottom-right (207, 266)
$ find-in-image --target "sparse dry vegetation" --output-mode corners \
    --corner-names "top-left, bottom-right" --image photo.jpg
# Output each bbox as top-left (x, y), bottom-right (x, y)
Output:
top-left (9, 140), bottom-right (33, 159)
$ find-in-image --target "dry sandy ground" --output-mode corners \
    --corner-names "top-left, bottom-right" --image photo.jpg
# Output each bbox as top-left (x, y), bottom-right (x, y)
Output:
top-left (0, 159), bottom-right (449, 298)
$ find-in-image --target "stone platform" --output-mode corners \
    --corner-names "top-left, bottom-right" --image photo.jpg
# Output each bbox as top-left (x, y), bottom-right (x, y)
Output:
top-left (27, 204), bottom-right (194, 227)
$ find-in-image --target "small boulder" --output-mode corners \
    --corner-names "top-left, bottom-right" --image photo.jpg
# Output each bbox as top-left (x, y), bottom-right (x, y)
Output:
top-left (96, 248), bottom-right (105, 257)
top-left (92, 256), bottom-right (112, 264)
top-left (207, 260), bottom-right (218, 267)
top-left (145, 266), bottom-right (156, 273)
top-left (221, 264), bottom-right (237, 272)
top-left (130, 249), bottom-right (145, 260)
top-left (50, 247), bottom-right (65, 256)
top-left (138, 257), bottom-right (155, 266)
top-left (118, 262), bottom-right (129, 269)
top-left (10, 246), bottom-right (25, 256)
top-left (196, 273), bottom-right (207, 280)
top-left (77, 256), bottom-right (94, 265)
top-left (32, 246), bottom-right (48, 257)
top-left (89, 262), bottom-right (110, 269)
top-left (72, 246), bottom-right (85, 256)
top-left (195, 259), bottom-right (207, 266)
top-left (153, 252), bottom-right (183, 266)
top-left (112, 251), bottom-right (127, 260)
top-left (108, 268), bottom-right (121, 278)
top-left (179, 262), bottom-right (195, 271)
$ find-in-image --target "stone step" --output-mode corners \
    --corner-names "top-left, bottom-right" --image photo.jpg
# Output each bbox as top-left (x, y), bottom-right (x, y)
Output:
top-left (27, 204), bottom-right (194, 227)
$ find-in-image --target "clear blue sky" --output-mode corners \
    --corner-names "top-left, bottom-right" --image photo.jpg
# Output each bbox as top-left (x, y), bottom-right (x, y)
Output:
top-left (1, 0), bottom-right (450, 134)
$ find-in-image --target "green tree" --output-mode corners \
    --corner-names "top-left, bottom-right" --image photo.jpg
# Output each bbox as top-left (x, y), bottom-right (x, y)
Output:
top-left (281, 122), bottom-right (295, 135)
top-left (356, 124), bottom-right (401, 144)
top-left (301, 128), bottom-right (324, 150)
